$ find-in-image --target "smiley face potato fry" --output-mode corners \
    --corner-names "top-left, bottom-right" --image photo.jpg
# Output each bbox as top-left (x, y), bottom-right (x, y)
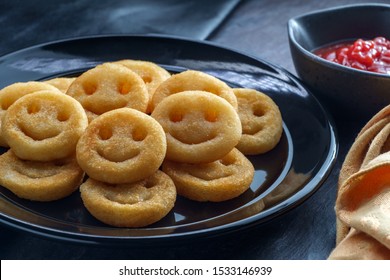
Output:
top-left (66, 63), bottom-right (149, 122)
top-left (234, 88), bottom-right (283, 155)
top-left (76, 108), bottom-right (167, 184)
top-left (163, 148), bottom-right (254, 202)
top-left (151, 90), bottom-right (242, 164)
top-left (80, 170), bottom-right (176, 227)
top-left (2, 90), bottom-right (88, 161)
top-left (0, 150), bottom-right (84, 201)
top-left (0, 81), bottom-right (62, 147)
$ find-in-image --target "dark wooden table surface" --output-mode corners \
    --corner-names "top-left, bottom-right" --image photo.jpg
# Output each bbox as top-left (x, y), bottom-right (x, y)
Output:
top-left (1, 0), bottom-right (389, 260)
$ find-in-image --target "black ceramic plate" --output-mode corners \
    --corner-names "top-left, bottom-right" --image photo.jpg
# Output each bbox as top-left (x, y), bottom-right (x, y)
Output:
top-left (0, 35), bottom-right (337, 245)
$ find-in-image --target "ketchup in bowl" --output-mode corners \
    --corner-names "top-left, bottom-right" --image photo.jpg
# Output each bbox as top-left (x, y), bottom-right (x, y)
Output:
top-left (314, 37), bottom-right (390, 74)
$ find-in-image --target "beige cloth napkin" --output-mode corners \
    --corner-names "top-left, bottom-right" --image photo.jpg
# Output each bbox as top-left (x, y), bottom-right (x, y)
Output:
top-left (329, 105), bottom-right (390, 259)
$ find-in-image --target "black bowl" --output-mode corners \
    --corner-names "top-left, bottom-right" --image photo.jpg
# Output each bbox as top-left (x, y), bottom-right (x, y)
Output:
top-left (288, 3), bottom-right (390, 120)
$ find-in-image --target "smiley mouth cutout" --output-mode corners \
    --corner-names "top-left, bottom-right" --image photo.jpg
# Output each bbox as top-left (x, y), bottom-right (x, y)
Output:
top-left (187, 161), bottom-right (236, 181)
top-left (103, 185), bottom-right (152, 205)
top-left (83, 98), bottom-right (129, 116)
top-left (19, 122), bottom-right (62, 141)
top-left (168, 130), bottom-right (218, 145)
top-left (97, 146), bottom-right (141, 163)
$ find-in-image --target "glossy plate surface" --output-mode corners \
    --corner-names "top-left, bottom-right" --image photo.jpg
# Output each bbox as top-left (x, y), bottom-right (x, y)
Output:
top-left (0, 35), bottom-right (337, 245)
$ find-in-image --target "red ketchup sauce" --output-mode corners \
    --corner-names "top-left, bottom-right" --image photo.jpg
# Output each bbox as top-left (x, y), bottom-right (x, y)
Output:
top-left (314, 37), bottom-right (390, 74)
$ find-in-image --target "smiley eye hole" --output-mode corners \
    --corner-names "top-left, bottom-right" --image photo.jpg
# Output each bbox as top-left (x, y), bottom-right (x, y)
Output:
top-left (132, 127), bottom-right (147, 141)
top-left (1, 100), bottom-right (12, 110)
top-left (204, 110), bottom-right (218, 122)
top-left (220, 156), bottom-right (235, 166)
top-left (253, 106), bottom-right (264, 117)
top-left (142, 75), bottom-right (152, 84)
top-left (144, 179), bottom-right (156, 189)
top-left (57, 111), bottom-right (70, 122)
top-left (99, 126), bottom-right (112, 140)
top-left (118, 81), bottom-right (132, 95)
top-left (169, 111), bottom-right (183, 123)
top-left (83, 81), bottom-right (97, 95)
top-left (27, 102), bottom-right (40, 114)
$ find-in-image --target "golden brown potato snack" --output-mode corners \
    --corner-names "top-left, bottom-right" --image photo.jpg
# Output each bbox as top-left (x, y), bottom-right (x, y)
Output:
top-left (66, 63), bottom-right (149, 122)
top-left (0, 150), bottom-right (84, 201)
top-left (234, 88), bottom-right (283, 155)
top-left (76, 108), bottom-right (167, 184)
top-left (2, 90), bottom-right (88, 161)
top-left (151, 90), bottom-right (242, 163)
top-left (0, 81), bottom-right (61, 147)
top-left (163, 148), bottom-right (254, 202)
top-left (80, 170), bottom-right (176, 227)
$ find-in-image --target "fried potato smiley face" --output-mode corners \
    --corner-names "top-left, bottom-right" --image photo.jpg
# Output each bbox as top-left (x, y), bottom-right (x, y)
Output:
top-left (151, 91), bottom-right (242, 163)
top-left (76, 108), bottom-right (167, 184)
top-left (2, 90), bottom-right (88, 161)
top-left (162, 148), bottom-right (254, 202)
top-left (0, 150), bottom-right (84, 202)
top-left (66, 63), bottom-right (149, 122)
top-left (233, 88), bottom-right (283, 155)
top-left (80, 170), bottom-right (176, 227)
top-left (0, 81), bottom-right (62, 147)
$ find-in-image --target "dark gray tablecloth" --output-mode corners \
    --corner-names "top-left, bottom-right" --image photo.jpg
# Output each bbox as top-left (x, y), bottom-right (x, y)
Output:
top-left (0, 0), bottom-right (240, 55)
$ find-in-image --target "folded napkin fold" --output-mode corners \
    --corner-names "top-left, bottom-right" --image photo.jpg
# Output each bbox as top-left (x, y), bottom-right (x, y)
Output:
top-left (329, 105), bottom-right (390, 259)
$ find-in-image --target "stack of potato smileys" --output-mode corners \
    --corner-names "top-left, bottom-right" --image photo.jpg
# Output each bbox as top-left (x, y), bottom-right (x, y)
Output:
top-left (0, 59), bottom-right (283, 228)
